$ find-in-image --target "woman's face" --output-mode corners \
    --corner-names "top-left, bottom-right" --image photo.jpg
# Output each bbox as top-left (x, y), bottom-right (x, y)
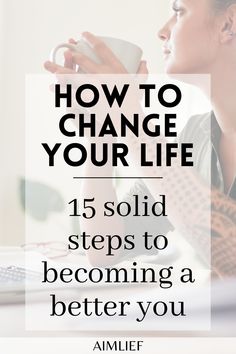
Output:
top-left (159, 0), bottom-right (221, 74)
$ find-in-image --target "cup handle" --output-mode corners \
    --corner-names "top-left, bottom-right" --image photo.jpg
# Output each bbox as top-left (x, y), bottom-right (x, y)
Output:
top-left (50, 42), bottom-right (79, 64)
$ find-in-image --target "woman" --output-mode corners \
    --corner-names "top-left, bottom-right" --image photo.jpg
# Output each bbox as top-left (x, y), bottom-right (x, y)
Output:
top-left (45, 0), bottom-right (236, 276)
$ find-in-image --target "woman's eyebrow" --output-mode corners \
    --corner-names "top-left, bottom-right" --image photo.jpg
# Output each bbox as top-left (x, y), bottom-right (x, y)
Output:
top-left (172, 0), bottom-right (179, 9)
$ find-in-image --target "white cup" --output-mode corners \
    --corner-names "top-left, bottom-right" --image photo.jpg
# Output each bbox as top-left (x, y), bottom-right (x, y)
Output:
top-left (50, 36), bottom-right (143, 73)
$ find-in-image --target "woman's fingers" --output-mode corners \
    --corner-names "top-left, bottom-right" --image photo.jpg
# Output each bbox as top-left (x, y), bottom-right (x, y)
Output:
top-left (45, 36), bottom-right (146, 76)
top-left (72, 52), bottom-right (102, 73)
top-left (44, 61), bottom-right (63, 73)
top-left (69, 38), bottom-right (77, 45)
top-left (44, 61), bottom-right (74, 74)
top-left (137, 60), bottom-right (148, 75)
top-left (82, 32), bottom-right (127, 72)
top-left (44, 61), bottom-right (60, 73)
top-left (64, 50), bottom-right (74, 69)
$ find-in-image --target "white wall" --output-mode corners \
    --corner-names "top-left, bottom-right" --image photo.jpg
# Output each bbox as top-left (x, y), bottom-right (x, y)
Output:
top-left (0, 0), bottom-right (169, 245)
top-left (0, 0), bottom-right (4, 243)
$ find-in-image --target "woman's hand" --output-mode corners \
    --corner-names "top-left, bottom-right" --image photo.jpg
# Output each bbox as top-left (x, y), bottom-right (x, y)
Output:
top-left (44, 32), bottom-right (148, 75)
top-left (44, 31), bottom-right (148, 135)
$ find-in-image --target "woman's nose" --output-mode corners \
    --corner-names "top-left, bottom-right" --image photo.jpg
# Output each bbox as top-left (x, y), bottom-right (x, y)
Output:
top-left (158, 20), bottom-right (172, 41)
top-left (158, 29), bottom-right (167, 41)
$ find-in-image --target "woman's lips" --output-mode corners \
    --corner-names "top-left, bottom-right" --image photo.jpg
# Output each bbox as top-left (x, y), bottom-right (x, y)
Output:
top-left (163, 47), bottom-right (171, 56)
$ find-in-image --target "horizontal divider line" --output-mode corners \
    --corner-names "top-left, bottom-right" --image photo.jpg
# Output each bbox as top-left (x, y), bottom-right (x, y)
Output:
top-left (73, 177), bottom-right (163, 179)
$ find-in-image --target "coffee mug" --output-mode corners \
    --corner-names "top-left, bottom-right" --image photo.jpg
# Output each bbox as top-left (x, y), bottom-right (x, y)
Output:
top-left (50, 36), bottom-right (143, 73)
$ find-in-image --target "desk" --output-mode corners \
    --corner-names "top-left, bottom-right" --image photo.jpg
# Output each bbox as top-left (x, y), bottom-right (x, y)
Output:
top-left (0, 248), bottom-right (235, 337)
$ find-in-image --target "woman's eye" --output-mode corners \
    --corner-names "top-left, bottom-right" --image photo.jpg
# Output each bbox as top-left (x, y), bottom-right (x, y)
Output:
top-left (172, 6), bottom-right (184, 17)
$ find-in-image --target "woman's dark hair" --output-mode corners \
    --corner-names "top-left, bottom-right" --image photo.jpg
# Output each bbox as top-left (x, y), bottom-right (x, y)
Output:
top-left (214, 0), bottom-right (236, 10)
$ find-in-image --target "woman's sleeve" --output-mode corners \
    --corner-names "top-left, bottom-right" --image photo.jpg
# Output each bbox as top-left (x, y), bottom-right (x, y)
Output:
top-left (121, 179), bottom-right (174, 257)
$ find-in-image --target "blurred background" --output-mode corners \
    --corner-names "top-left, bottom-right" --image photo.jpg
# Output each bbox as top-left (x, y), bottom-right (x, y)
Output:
top-left (0, 0), bottom-right (169, 246)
